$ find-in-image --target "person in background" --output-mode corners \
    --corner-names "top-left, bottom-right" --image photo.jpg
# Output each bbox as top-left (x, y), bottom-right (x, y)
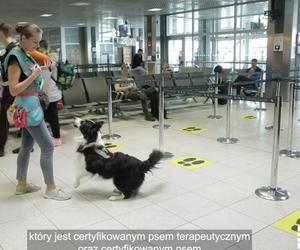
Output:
top-left (0, 23), bottom-right (20, 157)
top-left (235, 58), bottom-right (263, 95)
top-left (114, 63), bottom-right (157, 121)
top-left (36, 39), bottom-right (62, 146)
top-left (6, 23), bottom-right (71, 200)
top-left (162, 62), bottom-right (172, 73)
top-left (247, 59), bottom-right (262, 79)
top-left (131, 49), bottom-right (144, 69)
top-left (214, 65), bottom-right (228, 105)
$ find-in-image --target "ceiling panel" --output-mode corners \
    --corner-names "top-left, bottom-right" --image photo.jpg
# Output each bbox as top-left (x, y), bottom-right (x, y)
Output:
top-left (0, 0), bottom-right (267, 28)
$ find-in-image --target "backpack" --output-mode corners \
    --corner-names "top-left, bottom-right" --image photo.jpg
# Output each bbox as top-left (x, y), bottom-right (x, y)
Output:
top-left (54, 61), bottom-right (75, 90)
top-left (0, 42), bottom-right (18, 83)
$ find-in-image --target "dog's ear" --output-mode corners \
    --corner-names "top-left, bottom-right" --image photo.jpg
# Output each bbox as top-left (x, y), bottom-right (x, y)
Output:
top-left (94, 121), bottom-right (104, 131)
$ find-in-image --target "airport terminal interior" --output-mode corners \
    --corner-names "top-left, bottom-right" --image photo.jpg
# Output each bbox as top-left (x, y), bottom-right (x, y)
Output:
top-left (0, 0), bottom-right (300, 249)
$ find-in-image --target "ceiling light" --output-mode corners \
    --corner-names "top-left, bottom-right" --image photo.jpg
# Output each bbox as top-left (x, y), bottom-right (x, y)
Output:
top-left (77, 23), bottom-right (85, 26)
top-left (148, 8), bottom-right (162, 12)
top-left (40, 14), bottom-right (53, 17)
top-left (70, 2), bottom-right (91, 6)
top-left (104, 17), bottom-right (118, 20)
top-left (17, 22), bottom-right (28, 25)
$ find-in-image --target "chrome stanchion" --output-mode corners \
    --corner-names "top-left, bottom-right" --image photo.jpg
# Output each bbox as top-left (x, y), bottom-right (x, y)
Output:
top-left (208, 72), bottom-right (222, 119)
top-left (264, 125), bottom-right (273, 130)
top-left (158, 75), bottom-right (173, 159)
top-left (254, 81), bottom-right (267, 111)
top-left (280, 83), bottom-right (300, 158)
top-left (255, 82), bottom-right (290, 201)
top-left (217, 81), bottom-right (238, 144)
top-left (153, 124), bottom-right (171, 129)
top-left (102, 78), bottom-right (121, 140)
top-left (153, 76), bottom-right (170, 129)
top-left (265, 79), bottom-right (283, 131)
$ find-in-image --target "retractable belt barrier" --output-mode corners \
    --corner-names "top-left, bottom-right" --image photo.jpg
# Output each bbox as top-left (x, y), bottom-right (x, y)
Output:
top-left (102, 77), bottom-right (136, 140)
top-left (264, 78), bottom-right (300, 131)
top-left (279, 82), bottom-right (300, 158)
top-left (254, 79), bottom-right (267, 112)
top-left (164, 86), bottom-right (274, 103)
top-left (102, 77), bottom-right (167, 140)
top-left (164, 80), bottom-right (273, 145)
top-left (103, 75), bottom-right (291, 201)
top-left (208, 72), bottom-right (222, 119)
top-left (255, 79), bottom-right (290, 201)
top-left (160, 77), bottom-right (290, 201)
top-left (158, 76), bottom-right (174, 159)
top-left (217, 82), bottom-right (238, 144)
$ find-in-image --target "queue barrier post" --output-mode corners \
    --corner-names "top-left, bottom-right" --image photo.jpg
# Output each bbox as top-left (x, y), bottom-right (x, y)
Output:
top-left (255, 81), bottom-right (290, 201)
top-left (217, 81), bottom-right (238, 144)
top-left (102, 77), bottom-right (121, 140)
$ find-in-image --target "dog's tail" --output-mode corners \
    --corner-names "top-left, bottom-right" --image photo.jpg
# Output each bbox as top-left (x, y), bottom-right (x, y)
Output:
top-left (141, 150), bottom-right (163, 173)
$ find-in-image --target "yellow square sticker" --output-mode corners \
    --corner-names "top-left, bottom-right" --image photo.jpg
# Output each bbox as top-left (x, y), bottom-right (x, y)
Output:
top-left (104, 141), bottom-right (122, 151)
top-left (177, 126), bottom-right (208, 134)
top-left (241, 115), bottom-right (257, 120)
top-left (169, 155), bottom-right (213, 170)
top-left (272, 210), bottom-right (300, 236)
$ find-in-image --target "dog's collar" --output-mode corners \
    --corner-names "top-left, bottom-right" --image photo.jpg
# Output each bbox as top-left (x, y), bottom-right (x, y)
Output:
top-left (78, 142), bottom-right (112, 159)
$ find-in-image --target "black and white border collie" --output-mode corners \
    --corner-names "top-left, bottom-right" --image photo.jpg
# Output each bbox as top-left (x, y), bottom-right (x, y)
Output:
top-left (73, 118), bottom-right (163, 201)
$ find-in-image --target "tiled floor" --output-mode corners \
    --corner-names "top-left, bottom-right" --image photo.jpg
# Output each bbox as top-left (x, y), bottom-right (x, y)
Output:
top-left (0, 100), bottom-right (299, 250)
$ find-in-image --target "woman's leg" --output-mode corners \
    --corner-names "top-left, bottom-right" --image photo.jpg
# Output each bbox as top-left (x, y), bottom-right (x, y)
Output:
top-left (148, 90), bottom-right (159, 118)
top-left (143, 87), bottom-right (166, 119)
top-left (44, 102), bottom-right (61, 138)
top-left (127, 90), bottom-right (151, 119)
top-left (18, 121), bottom-right (71, 200)
top-left (25, 121), bottom-right (55, 185)
top-left (0, 87), bottom-right (15, 156)
top-left (16, 128), bottom-right (34, 182)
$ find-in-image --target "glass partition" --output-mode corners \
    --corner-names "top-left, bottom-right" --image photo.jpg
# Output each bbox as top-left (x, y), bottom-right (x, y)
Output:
top-left (168, 39), bottom-right (183, 68)
top-left (166, 0), bottom-right (268, 71)
top-left (167, 12), bottom-right (193, 36)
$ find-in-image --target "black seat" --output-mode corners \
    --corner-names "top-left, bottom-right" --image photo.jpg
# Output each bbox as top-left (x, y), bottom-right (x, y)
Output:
top-left (172, 72), bottom-right (192, 87)
top-left (62, 78), bottom-right (87, 106)
top-left (153, 73), bottom-right (175, 87)
top-left (133, 74), bottom-right (157, 88)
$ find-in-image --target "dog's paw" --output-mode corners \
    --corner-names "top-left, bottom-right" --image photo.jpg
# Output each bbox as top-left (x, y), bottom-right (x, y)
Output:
top-left (108, 194), bottom-right (125, 201)
top-left (113, 188), bottom-right (122, 194)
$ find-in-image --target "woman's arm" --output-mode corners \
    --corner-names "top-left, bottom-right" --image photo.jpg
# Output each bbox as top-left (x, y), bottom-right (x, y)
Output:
top-left (114, 83), bottom-right (136, 92)
top-left (8, 64), bottom-right (41, 96)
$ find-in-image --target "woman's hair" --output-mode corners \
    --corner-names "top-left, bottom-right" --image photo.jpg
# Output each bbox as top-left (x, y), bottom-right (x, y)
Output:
top-left (0, 23), bottom-right (13, 37)
top-left (16, 23), bottom-right (42, 39)
top-left (39, 39), bottom-right (48, 50)
top-left (121, 63), bottom-right (129, 70)
top-left (38, 39), bottom-right (49, 55)
top-left (120, 63), bottom-right (129, 79)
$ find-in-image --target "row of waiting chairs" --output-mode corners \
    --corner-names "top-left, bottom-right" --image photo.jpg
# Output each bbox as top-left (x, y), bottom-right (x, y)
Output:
top-left (62, 71), bottom-right (216, 108)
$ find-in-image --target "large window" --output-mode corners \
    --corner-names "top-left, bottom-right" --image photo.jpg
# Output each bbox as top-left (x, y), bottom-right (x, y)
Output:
top-left (65, 28), bottom-right (81, 64)
top-left (167, 12), bottom-right (193, 36)
top-left (168, 39), bottom-right (183, 66)
top-left (166, 1), bottom-right (268, 70)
